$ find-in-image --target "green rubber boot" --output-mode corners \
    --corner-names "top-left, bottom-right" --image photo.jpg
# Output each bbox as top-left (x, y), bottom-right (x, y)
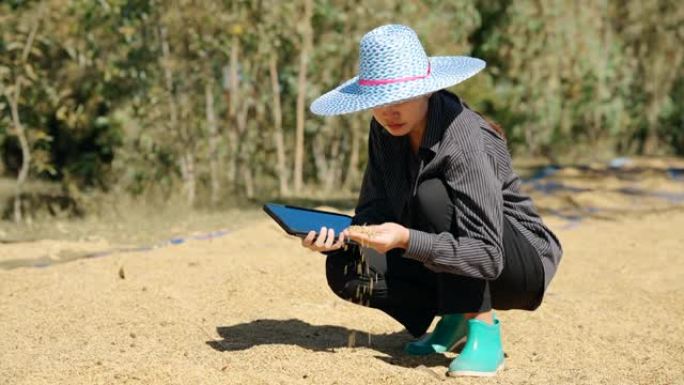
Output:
top-left (447, 315), bottom-right (504, 377)
top-left (404, 314), bottom-right (467, 356)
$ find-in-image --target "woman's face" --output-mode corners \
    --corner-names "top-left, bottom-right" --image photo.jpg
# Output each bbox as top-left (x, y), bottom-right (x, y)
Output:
top-left (371, 94), bottom-right (430, 137)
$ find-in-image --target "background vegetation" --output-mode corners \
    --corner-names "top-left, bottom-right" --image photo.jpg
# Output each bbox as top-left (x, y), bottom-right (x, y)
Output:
top-left (1, 0), bottom-right (682, 222)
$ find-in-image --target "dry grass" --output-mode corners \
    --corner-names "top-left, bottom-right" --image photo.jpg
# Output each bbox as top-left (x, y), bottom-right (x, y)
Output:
top-left (1, 158), bottom-right (684, 384)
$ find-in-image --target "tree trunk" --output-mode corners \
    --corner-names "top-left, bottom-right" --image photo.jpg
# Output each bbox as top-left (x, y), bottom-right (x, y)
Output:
top-left (235, 95), bottom-right (254, 198)
top-left (160, 25), bottom-right (196, 205)
top-left (242, 163), bottom-right (255, 199)
top-left (294, 0), bottom-right (313, 194)
top-left (6, 15), bottom-right (40, 223)
top-left (324, 128), bottom-right (342, 192)
top-left (225, 36), bottom-right (241, 187)
top-left (311, 119), bottom-right (343, 193)
top-left (205, 77), bottom-right (220, 205)
top-left (312, 134), bottom-right (329, 186)
top-left (160, 26), bottom-right (180, 136)
top-left (344, 116), bottom-right (362, 189)
top-left (6, 85), bottom-right (31, 223)
top-left (178, 93), bottom-right (196, 206)
top-left (228, 36), bottom-right (239, 119)
top-left (269, 52), bottom-right (289, 196)
top-left (179, 151), bottom-right (196, 206)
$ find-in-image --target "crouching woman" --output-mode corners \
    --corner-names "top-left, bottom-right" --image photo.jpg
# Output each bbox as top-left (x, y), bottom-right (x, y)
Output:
top-left (301, 24), bottom-right (562, 377)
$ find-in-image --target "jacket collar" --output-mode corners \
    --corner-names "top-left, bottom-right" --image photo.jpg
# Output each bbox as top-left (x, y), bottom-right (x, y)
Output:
top-left (370, 90), bottom-right (464, 222)
top-left (419, 90), bottom-right (463, 160)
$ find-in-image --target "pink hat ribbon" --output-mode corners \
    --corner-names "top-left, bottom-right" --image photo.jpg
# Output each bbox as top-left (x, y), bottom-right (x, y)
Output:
top-left (358, 63), bottom-right (431, 86)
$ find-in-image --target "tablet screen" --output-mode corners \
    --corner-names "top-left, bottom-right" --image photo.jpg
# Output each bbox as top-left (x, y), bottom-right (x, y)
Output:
top-left (263, 203), bottom-right (352, 237)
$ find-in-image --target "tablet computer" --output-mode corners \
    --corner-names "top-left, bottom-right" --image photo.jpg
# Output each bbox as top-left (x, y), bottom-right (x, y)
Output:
top-left (263, 203), bottom-right (353, 240)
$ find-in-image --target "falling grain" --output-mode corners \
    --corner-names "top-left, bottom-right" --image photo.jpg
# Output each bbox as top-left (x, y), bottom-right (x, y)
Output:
top-left (348, 225), bottom-right (378, 240)
top-left (347, 330), bottom-right (356, 348)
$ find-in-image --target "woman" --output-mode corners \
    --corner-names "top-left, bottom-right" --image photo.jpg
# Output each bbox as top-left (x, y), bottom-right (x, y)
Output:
top-left (302, 24), bottom-right (562, 377)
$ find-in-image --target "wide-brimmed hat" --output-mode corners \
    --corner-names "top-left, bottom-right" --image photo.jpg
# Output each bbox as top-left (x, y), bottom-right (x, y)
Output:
top-left (310, 24), bottom-right (486, 116)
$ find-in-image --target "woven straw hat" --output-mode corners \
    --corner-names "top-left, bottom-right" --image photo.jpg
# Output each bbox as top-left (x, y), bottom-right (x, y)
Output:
top-left (310, 24), bottom-right (486, 116)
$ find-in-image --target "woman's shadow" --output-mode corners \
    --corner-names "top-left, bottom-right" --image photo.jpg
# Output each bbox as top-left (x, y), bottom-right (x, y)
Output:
top-left (206, 318), bottom-right (458, 369)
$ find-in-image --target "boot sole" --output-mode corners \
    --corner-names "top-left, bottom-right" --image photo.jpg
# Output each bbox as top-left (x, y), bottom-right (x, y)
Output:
top-left (447, 362), bottom-right (504, 377)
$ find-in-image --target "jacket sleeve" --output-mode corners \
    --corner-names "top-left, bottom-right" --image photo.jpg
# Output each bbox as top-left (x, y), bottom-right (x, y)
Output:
top-left (403, 150), bottom-right (505, 279)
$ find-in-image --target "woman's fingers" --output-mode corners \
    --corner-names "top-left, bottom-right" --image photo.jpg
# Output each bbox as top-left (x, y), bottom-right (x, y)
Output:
top-left (314, 227), bottom-right (328, 248)
top-left (302, 231), bottom-right (316, 247)
top-left (345, 228), bottom-right (370, 245)
top-left (324, 227), bottom-right (335, 248)
top-left (301, 227), bottom-right (345, 252)
top-left (332, 232), bottom-right (345, 248)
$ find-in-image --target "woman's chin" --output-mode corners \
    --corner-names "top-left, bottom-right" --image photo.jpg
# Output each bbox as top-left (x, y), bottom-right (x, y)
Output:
top-left (384, 125), bottom-right (410, 136)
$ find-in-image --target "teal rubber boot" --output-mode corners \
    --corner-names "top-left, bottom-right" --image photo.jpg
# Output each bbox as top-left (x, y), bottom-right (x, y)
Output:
top-left (447, 316), bottom-right (504, 377)
top-left (404, 314), bottom-right (467, 356)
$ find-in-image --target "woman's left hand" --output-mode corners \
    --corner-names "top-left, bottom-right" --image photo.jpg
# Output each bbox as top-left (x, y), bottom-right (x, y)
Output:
top-left (343, 222), bottom-right (410, 254)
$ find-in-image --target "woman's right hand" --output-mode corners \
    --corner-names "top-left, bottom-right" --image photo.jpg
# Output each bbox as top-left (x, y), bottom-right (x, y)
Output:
top-left (301, 226), bottom-right (346, 252)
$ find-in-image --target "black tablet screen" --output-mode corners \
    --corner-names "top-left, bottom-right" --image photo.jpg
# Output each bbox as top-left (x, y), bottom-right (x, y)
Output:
top-left (264, 203), bottom-right (352, 237)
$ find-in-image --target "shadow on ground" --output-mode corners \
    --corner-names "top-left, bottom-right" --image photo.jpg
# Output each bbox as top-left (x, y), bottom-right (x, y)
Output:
top-left (206, 318), bottom-right (455, 369)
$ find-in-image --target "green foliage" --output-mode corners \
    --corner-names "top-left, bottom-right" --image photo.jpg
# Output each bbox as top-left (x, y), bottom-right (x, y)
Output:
top-left (0, 0), bottom-right (682, 211)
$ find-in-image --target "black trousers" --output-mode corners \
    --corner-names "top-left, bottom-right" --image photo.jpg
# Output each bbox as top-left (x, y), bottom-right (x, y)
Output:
top-left (326, 179), bottom-right (545, 337)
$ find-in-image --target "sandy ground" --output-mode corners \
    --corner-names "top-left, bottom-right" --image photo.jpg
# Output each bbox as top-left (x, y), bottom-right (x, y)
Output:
top-left (2, 160), bottom-right (684, 385)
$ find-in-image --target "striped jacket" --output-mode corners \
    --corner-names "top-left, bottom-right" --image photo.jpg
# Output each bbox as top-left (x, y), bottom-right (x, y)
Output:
top-left (352, 90), bottom-right (562, 289)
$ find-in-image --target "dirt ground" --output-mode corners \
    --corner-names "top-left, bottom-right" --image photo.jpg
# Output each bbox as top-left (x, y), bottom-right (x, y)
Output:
top-left (1, 158), bottom-right (684, 385)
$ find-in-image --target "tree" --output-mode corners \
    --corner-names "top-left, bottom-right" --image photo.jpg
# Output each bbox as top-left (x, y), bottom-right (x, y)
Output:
top-left (293, 0), bottom-right (314, 194)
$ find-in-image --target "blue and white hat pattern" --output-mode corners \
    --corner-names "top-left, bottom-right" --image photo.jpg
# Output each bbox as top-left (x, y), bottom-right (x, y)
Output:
top-left (310, 24), bottom-right (486, 116)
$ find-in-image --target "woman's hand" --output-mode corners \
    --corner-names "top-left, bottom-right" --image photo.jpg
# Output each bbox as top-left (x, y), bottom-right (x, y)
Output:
top-left (344, 223), bottom-right (410, 254)
top-left (301, 226), bottom-right (346, 253)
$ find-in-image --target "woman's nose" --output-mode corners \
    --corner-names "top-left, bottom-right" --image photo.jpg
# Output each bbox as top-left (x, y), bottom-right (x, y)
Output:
top-left (380, 106), bottom-right (398, 118)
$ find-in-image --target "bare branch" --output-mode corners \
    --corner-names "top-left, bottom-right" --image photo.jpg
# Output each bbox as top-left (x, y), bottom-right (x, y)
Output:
top-left (21, 10), bottom-right (42, 63)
